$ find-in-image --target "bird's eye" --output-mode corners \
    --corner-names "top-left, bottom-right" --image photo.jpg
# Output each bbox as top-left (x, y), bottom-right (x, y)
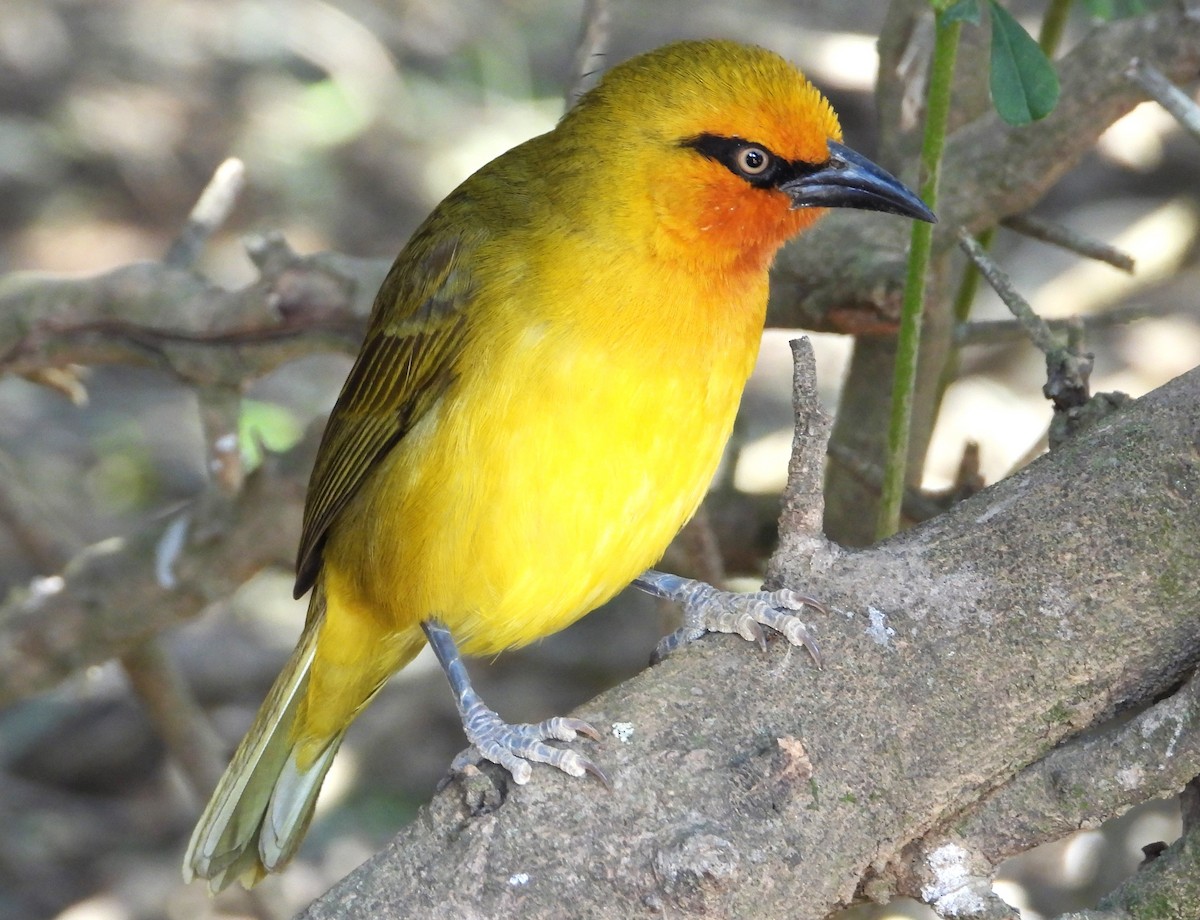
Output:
top-left (736, 146), bottom-right (771, 176)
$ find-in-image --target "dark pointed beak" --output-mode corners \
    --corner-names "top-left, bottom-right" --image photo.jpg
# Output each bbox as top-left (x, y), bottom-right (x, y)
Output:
top-left (778, 141), bottom-right (936, 223)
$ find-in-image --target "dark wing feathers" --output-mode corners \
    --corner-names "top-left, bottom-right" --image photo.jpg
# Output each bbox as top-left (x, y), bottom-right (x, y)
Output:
top-left (293, 230), bottom-right (475, 598)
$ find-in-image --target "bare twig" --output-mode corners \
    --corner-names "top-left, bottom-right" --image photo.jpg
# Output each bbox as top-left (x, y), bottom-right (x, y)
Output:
top-left (1126, 58), bottom-right (1200, 144)
top-left (164, 158), bottom-right (247, 269)
top-left (956, 229), bottom-right (1058, 354)
top-left (1001, 213), bottom-right (1136, 273)
top-left (956, 228), bottom-right (1094, 416)
top-left (955, 298), bottom-right (1192, 346)
top-left (778, 338), bottom-right (830, 538)
top-left (922, 441), bottom-right (985, 510)
top-left (120, 638), bottom-right (228, 796)
top-left (0, 434), bottom-right (313, 707)
top-left (771, 338), bottom-right (839, 567)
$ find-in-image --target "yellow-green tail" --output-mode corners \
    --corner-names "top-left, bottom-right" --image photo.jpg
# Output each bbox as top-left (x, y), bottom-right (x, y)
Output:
top-left (181, 613), bottom-right (340, 893)
top-left (180, 618), bottom-right (338, 892)
top-left (184, 576), bottom-right (431, 892)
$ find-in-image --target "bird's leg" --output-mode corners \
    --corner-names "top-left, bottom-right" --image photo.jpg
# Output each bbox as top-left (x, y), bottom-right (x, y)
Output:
top-left (421, 620), bottom-right (610, 786)
top-left (633, 569), bottom-right (824, 666)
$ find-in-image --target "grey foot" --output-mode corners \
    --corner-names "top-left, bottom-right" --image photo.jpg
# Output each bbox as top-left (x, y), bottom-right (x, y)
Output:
top-left (635, 572), bottom-right (824, 666)
top-left (421, 619), bottom-right (611, 789)
top-left (454, 710), bottom-right (611, 787)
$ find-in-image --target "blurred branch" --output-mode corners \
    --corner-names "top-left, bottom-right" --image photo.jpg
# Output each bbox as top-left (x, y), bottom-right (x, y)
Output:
top-left (875, 0), bottom-right (935, 167)
top-left (0, 234), bottom-right (382, 389)
top-left (0, 448), bottom-right (81, 573)
top-left (165, 158), bottom-right (246, 269)
top-left (120, 638), bottom-right (228, 795)
top-left (955, 296), bottom-right (1194, 347)
top-left (956, 229), bottom-right (1060, 354)
top-left (1125, 58), bottom-right (1200, 144)
top-left (956, 229), bottom-right (1094, 417)
top-left (0, 430), bottom-right (315, 707)
top-left (769, 3), bottom-right (1200, 332)
top-left (1000, 213), bottom-right (1136, 273)
top-left (825, 440), bottom-right (948, 523)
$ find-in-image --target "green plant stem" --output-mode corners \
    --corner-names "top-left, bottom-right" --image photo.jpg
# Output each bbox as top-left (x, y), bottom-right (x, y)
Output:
top-left (933, 0), bottom-right (1074, 454)
top-left (1037, 0), bottom-right (1073, 54)
top-left (876, 13), bottom-right (961, 540)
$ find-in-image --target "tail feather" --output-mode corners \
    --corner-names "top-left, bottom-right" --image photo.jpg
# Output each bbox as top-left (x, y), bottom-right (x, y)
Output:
top-left (183, 621), bottom-right (341, 893)
top-left (261, 741), bottom-right (341, 871)
top-left (184, 583), bottom-right (428, 892)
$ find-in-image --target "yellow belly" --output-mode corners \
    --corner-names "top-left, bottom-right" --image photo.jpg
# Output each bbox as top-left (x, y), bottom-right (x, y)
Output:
top-left (328, 323), bottom-right (748, 652)
top-left (324, 267), bottom-right (767, 656)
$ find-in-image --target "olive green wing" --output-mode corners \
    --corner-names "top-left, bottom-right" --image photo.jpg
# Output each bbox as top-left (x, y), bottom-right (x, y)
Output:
top-left (293, 230), bottom-right (476, 598)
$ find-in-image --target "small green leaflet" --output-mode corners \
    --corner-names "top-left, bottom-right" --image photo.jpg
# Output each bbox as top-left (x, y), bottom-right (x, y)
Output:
top-left (987, 0), bottom-right (1060, 124)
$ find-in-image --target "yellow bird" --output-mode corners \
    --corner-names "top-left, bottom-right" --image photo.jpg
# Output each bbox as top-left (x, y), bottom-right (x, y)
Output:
top-left (184, 38), bottom-right (933, 891)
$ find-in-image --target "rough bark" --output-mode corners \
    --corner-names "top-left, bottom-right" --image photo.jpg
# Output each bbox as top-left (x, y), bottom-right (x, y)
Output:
top-left (298, 363), bottom-right (1200, 920)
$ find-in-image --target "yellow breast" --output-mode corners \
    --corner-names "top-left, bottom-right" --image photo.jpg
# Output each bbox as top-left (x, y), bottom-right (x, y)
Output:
top-left (331, 253), bottom-right (768, 655)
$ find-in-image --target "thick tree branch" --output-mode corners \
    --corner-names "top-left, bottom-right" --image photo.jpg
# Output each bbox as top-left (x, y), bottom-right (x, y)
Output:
top-left (0, 235), bottom-right (383, 387)
top-left (299, 366), bottom-right (1200, 920)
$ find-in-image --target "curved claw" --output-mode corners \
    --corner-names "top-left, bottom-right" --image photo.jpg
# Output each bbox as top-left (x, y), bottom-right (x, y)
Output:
top-left (749, 619), bottom-right (768, 652)
top-left (773, 589), bottom-right (828, 617)
top-left (762, 608), bottom-right (822, 666)
top-left (582, 758), bottom-right (613, 789)
top-left (650, 625), bottom-right (706, 665)
top-left (555, 717), bottom-right (602, 743)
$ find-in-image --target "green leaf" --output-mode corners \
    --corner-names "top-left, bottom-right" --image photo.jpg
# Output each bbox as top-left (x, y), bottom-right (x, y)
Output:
top-left (1079, 0), bottom-right (1164, 19)
top-left (941, 0), bottom-right (982, 25)
top-left (987, 0), bottom-right (1060, 125)
top-left (239, 399), bottom-right (303, 471)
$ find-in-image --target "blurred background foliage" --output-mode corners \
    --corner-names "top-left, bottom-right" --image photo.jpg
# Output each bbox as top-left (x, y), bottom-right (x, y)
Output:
top-left (0, 1), bottom-right (1195, 918)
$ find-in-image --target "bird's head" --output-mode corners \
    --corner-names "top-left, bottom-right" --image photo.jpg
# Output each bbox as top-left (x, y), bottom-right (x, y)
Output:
top-left (561, 40), bottom-right (934, 271)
